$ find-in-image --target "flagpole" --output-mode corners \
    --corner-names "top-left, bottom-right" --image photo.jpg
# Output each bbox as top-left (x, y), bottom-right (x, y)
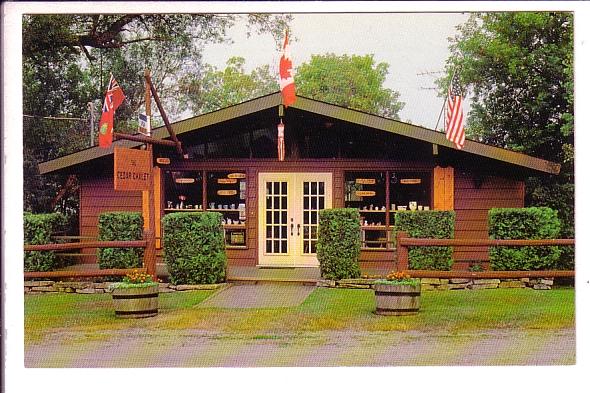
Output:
top-left (434, 98), bottom-right (445, 133)
top-left (434, 66), bottom-right (458, 133)
top-left (144, 68), bottom-right (157, 280)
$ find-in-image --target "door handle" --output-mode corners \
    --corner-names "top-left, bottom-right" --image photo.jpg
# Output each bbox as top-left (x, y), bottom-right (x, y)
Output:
top-left (297, 223), bottom-right (301, 236)
top-left (291, 218), bottom-right (294, 236)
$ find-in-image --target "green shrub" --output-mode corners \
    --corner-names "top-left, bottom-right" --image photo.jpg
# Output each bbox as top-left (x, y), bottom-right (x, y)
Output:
top-left (317, 208), bottom-right (361, 280)
top-left (489, 207), bottom-right (562, 271)
top-left (162, 212), bottom-right (227, 284)
top-left (24, 212), bottom-right (67, 272)
top-left (97, 212), bottom-right (144, 269)
top-left (395, 210), bottom-right (455, 270)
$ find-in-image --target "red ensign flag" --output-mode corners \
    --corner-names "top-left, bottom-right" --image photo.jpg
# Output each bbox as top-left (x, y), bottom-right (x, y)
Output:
top-left (279, 32), bottom-right (296, 107)
top-left (98, 75), bottom-right (126, 148)
top-left (445, 73), bottom-right (465, 149)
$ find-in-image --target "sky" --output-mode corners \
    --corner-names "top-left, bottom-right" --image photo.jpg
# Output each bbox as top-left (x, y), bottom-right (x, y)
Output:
top-left (202, 13), bottom-right (470, 129)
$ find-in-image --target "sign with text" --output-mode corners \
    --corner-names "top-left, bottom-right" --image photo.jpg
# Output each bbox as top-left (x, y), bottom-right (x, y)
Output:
top-left (400, 178), bottom-right (422, 185)
top-left (218, 178), bottom-right (238, 184)
top-left (217, 190), bottom-right (238, 196)
top-left (114, 147), bottom-right (152, 191)
top-left (355, 178), bottom-right (376, 185)
top-left (175, 178), bottom-right (195, 184)
top-left (227, 173), bottom-right (246, 179)
top-left (355, 190), bottom-right (376, 197)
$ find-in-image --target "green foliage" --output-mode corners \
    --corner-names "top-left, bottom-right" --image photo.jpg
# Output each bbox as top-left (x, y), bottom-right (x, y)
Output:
top-left (109, 281), bottom-right (158, 290)
top-left (24, 212), bottom-right (67, 272)
top-left (162, 212), bottom-right (227, 285)
top-left (317, 209), bottom-right (361, 280)
top-left (440, 12), bottom-right (574, 269)
top-left (375, 271), bottom-right (420, 286)
top-left (23, 14), bottom-right (291, 214)
top-left (395, 211), bottom-right (455, 270)
top-left (489, 208), bottom-right (562, 271)
top-left (179, 57), bottom-right (279, 115)
top-left (97, 212), bottom-right (144, 269)
top-left (468, 262), bottom-right (485, 272)
top-left (296, 53), bottom-right (405, 119)
top-left (374, 278), bottom-right (420, 286)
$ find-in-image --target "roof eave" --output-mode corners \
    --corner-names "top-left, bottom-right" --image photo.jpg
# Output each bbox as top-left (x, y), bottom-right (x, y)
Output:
top-left (290, 96), bottom-right (561, 175)
top-left (39, 92), bottom-right (560, 176)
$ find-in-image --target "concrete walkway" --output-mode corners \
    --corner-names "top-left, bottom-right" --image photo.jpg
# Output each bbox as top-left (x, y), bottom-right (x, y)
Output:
top-left (197, 283), bottom-right (316, 309)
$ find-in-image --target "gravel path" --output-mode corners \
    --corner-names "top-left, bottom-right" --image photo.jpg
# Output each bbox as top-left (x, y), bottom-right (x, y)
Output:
top-left (25, 328), bottom-right (575, 367)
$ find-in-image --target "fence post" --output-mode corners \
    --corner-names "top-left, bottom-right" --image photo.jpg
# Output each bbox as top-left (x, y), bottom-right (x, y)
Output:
top-left (397, 231), bottom-right (409, 272)
top-left (143, 229), bottom-right (157, 280)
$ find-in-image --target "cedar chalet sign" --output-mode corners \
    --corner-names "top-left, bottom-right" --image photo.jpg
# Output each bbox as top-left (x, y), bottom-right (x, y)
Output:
top-left (114, 147), bottom-right (152, 191)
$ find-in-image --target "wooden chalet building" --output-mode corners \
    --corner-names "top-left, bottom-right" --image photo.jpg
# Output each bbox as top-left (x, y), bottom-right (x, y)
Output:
top-left (39, 93), bottom-right (560, 271)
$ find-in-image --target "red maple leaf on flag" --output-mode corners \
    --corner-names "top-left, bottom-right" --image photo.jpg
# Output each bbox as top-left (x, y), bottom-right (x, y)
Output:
top-left (279, 32), bottom-right (296, 107)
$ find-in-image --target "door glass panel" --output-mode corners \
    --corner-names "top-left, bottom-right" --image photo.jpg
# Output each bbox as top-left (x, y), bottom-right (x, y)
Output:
top-left (302, 181), bottom-right (326, 255)
top-left (265, 181), bottom-right (288, 254)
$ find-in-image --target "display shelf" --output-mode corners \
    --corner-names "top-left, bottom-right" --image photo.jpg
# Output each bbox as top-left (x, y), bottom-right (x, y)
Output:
top-left (359, 209), bottom-right (387, 213)
top-left (361, 225), bottom-right (388, 230)
top-left (164, 208), bottom-right (203, 212)
top-left (207, 208), bottom-right (242, 212)
top-left (223, 224), bottom-right (246, 229)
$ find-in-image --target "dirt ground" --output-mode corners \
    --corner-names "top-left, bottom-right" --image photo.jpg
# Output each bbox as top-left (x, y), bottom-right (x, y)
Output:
top-left (25, 327), bottom-right (575, 367)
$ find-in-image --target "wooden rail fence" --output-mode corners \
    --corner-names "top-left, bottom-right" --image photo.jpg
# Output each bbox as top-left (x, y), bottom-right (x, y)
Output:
top-left (395, 231), bottom-right (575, 278)
top-left (24, 229), bottom-right (156, 279)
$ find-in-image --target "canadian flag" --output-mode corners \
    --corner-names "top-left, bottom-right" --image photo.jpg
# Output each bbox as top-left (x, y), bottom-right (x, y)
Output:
top-left (279, 32), bottom-right (296, 107)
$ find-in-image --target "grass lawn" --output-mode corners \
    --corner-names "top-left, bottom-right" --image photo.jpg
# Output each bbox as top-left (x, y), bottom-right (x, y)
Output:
top-left (24, 287), bottom-right (574, 344)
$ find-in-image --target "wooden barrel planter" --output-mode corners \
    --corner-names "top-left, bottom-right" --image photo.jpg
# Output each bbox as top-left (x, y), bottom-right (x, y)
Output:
top-left (112, 284), bottom-right (159, 318)
top-left (374, 283), bottom-right (421, 316)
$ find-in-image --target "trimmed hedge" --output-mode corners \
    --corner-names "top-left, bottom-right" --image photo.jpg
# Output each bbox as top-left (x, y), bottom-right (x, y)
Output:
top-left (97, 212), bottom-right (144, 269)
top-left (317, 208), bottom-right (361, 280)
top-left (24, 212), bottom-right (66, 272)
top-left (489, 207), bottom-right (562, 271)
top-left (395, 210), bottom-right (455, 270)
top-left (162, 212), bottom-right (227, 285)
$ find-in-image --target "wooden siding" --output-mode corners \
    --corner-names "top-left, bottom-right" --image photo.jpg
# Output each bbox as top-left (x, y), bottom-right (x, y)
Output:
top-left (78, 159), bottom-right (525, 270)
top-left (79, 175), bottom-right (143, 263)
top-left (433, 166), bottom-right (454, 210)
top-left (453, 171), bottom-right (524, 263)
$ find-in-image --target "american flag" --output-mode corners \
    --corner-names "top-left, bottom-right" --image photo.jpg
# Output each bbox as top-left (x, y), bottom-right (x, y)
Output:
top-left (277, 120), bottom-right (285, 161)
top-left (445, 73), bottom-right (465, 149)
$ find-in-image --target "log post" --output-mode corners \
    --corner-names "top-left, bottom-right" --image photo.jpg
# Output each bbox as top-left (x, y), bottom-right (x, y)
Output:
top-left (143, 228), bottom-right (157, 280)
top-left (396, 231), bottom-right (409, 271)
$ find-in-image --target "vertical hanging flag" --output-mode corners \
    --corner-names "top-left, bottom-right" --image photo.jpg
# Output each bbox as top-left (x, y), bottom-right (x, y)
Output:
top-left (277, 120), bottom-right (285, 161)
top-left (279, 31), bottom-right (296, 107)
top-left (138, 113), bottom-right (150, 136)
top-left (98, 75), bottom-right (126, 148)
top-left (445, 73), bottom-right (465, 149)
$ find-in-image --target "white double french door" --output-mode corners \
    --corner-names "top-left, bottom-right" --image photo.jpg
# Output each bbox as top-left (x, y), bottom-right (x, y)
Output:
top-left (258, 172), bottom-right (332, 266)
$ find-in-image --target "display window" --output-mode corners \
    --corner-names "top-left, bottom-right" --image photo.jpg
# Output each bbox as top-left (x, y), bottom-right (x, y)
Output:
top-left (344, 170), bottom-right (432, 249)
top-left (206, 171), bottom-right (247, 247)
top-left (163, 171), bottom-right (203, 211)
top-left (163, 170), bottom-right (247, 248)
